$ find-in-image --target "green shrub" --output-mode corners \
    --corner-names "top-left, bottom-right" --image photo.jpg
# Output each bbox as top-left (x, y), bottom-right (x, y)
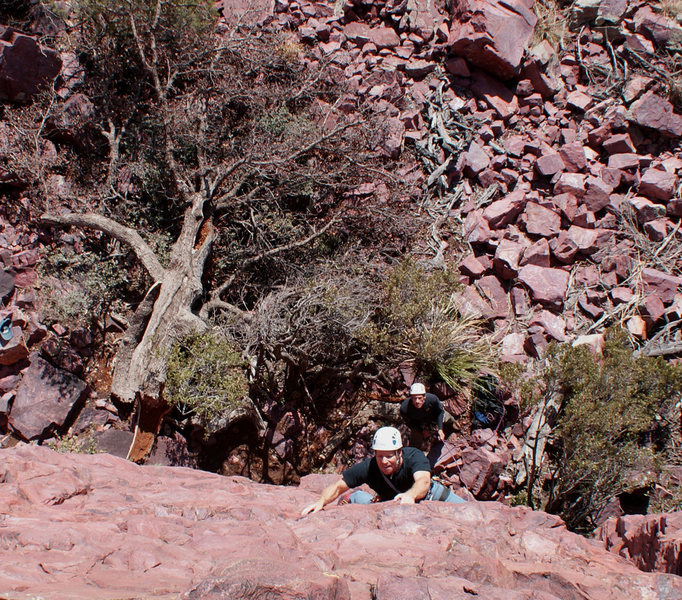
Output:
top-left (75, 0), bottom-right (216, 48)
top-left (47, 427), bottom-right (100, 454)
top-left (537, 329), bottom-right (682, 532)
top-left (164, 330), bottom-right (248, 422)
top-left (361, 260), bottom-right (497, 391)
top-left (38, 247), bottom-right (130, 327)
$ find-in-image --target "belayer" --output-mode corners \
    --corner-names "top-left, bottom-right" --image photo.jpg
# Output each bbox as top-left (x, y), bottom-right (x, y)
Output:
top-left (400, 383), bottom-right (455, 449)
top-left (300, 426), bottom-right (465, 516)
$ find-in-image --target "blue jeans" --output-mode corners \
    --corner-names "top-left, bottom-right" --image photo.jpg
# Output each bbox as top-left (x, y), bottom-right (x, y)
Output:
top-left (348, 482), bottom-right (466, 504)
top-left (425, 480), bottom-right (466, 503)
top-left (348, 490), bottom-right (374, 504)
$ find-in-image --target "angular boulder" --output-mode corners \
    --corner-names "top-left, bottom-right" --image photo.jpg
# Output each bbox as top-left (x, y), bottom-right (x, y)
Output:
top-left (639, 168), bottom-right (677, 202)
top-left (477, 275), bottom-right (510, 318)
top-left (448, 0), bottom-right (537, 80)
top-left (459, 254), bottom-right (488, 278)
top-left (641, 268), bottom-right (682, 304)
top-left (461, 140), bottom-right (491, 177)
top-left (554, 172), bottom-right (586, 198)
top-left (0, 27), bottom-right (61, 102)
top-left (520, 40), bottom-right (563, 98)
top-left (471, 70), bottom-right (519, 119)
top-left (629, 196), bottom-right (667, 223)
top-left (464, 210), bottom-right (495, 244)
top-left (8, 354), bottom-right (88, 440)
top-left (596, 0), bottom-right (629, 25)
top-left (0, 269), bottom-right (14, 302)
top-left (521, 238), bottom-right (551, 267)
top-left (518, 265), bottom-right (570, 310)
top-left (346, 24), bottom-right (401, 49)
top-left (558, 142), bottom-right (587, 173)
top-left (493, 239), bottom-right (525, 279)
top-left (633, 5), bottom-right (682, 46)
top-left (0, 325), bottom-right (28, 366)
top-left (628, 92), bottom-right (682, 137)
top-left (603, 133), bottom-right (636, 155)
top-left (405, 0), bottom-right (447, 40)
top-left (521, 202), bottom-right (561, 237)
top-left (378, 116), bottom-right (405, 158)
top-left (599, 513), bottom-right (682, 575)
top-left (535, 152), bottom-right (565, 177)
top-left (220, 0), bottom-right (274, 27)
top-left (45, 93), bottom-right (99, 150)
top-left (501, 331), bottom-right (527, 356)
top-left (530, 310), bottom-right (568, 342)
top-left (483, 189), bottom-right (526, 228)
top-left (458, 446), bottom-right (506, 498)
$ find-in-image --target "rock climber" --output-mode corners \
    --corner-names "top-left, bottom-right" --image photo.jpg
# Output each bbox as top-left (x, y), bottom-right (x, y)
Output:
top-left (300, 426), bottom-right (465, 516)
top-left (400, 383), bottom-right (455, 449)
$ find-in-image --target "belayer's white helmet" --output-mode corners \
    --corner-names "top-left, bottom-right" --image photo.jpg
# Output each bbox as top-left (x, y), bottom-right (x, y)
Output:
top-left (410, 383), bottom-right (426, 395)
top-left (372, 426), bottom-right (402, 451)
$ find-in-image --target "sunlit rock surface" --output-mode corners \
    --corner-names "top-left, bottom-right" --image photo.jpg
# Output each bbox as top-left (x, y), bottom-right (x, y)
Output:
top-left (1, 445), bottom-right (681, 600)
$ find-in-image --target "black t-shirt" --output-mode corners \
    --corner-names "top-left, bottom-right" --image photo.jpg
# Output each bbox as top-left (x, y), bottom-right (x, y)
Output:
top-left (341, 447), bottom-right (431, 501)
top-left (400, 393), bottom-right (444, 430)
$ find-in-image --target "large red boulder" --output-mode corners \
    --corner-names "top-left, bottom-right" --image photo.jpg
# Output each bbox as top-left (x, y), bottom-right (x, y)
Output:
top-left (483, 189), bottom-right (526, 229)
top-left (458, 446), bottom-right (506, 498)
top-left (0, 27), bottom-right (61, 102)
top-left (7, 354), bottom-right (88, 440)
top-left (639, 168), bottom-right (677, 202)
top-left (2, 445), bottom-right (681, 600)
top-left (628, 92), bottom-right (682, 137)
top-left (220, 0), bottom-right (275, 27)
top-left (598, 513), bottom-right (682, 575)
top-left (448, 0), bottom-right (537, 80)
top-left (517, 265), bottom-right (570, 310)
top-left (633, 5), bottom-right (682, 46)
top-left (0, 325), bottom-right (28, 366)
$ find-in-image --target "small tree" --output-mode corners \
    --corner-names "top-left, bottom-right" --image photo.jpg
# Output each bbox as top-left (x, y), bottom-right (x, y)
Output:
top-left (31, 0), bottom-right (407, 461)
top-left (531, 329), bottom-right (682, 532)
top-left (361, 259), bottom-right (497, 390)
top-left (165, 331), bottom-right (249, 429)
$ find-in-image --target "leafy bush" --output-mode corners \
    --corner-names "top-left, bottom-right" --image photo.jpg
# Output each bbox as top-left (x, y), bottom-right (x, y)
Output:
top-left (164, 330), bottom-right (248, 422)
top-left (76, 0), bottom-right (216, 50)
top-left (534, 329), bottom-right (682, 532)
top-left (362, 260), bottom-right (497, 390)
top-left (38, 247), bottom-right (130, 327)
top-left (47, 427), bottom-right (100, 454)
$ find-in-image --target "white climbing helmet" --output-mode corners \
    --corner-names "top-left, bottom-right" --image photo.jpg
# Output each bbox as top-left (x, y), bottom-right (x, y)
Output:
top-left (372, 426), bottom-right (403, 451)
top-left (410, 382), bottom-right (426, 395)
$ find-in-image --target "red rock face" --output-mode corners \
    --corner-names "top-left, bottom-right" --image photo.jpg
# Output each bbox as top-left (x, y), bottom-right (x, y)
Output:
top-left (0, 0), bottom-right (681, 532)
top-left (2, 445), bottom-right (681, 600)
top-left (598, 513), bottom-right (682, 576)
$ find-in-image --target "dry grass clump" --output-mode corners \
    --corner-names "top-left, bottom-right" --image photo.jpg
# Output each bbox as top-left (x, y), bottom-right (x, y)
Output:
top-left (657, 0), bottom-right (682, 22)
top-left (532, 0), bottom-right (570, 51)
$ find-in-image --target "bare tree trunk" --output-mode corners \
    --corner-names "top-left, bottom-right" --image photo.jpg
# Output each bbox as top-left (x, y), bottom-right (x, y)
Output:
top-left (509, 387), bottom-right (564, 507)
top-left (41, 191), bottom-right (215, 460)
